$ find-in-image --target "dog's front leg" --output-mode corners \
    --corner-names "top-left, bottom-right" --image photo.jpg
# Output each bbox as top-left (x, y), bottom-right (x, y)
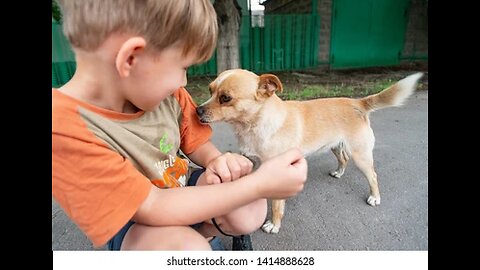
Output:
top-left (262, 199), bottom-right (285, 234)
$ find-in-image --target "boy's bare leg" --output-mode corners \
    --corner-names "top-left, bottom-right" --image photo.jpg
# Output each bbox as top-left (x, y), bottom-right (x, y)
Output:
top-left (121, 224), bottom-right (211, 250)
top-left (195, 172), bottom-right (267, 237)
top-left (122, 170), bottom-right (267, 250)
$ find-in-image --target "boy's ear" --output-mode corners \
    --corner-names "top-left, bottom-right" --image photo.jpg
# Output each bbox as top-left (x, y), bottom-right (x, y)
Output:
top-left (115, 37), bottom-right (147, 78)
top-left (257, 74), bottom-right (283, 97)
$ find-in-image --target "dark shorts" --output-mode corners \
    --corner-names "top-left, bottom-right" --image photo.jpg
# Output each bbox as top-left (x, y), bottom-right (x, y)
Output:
top-left (107, 168), bottom-right (205, 250)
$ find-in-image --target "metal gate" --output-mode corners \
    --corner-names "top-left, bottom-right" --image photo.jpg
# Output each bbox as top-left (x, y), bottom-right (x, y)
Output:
top-left (330, 0), bottom-right (410, 69)
top-left (240, 14), bottom-right (320, 73)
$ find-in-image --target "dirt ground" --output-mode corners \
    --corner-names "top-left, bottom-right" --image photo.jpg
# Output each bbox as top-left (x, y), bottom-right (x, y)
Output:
top-left (186, 61), bottom-right (428, 103)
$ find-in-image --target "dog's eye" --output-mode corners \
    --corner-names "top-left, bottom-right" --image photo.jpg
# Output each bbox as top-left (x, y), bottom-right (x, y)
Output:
top-left (219, 94), bottom-right (232, 104)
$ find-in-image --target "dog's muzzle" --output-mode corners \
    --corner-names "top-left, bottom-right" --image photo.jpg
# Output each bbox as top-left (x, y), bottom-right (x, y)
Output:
top-left (196, 106), bottom-right (210, 123)
top-left (196, 106), bottom-right (205, 117)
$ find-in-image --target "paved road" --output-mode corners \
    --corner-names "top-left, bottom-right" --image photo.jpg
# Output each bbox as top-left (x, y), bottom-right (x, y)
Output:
top-left (52, 91), bottom-right (428, 251)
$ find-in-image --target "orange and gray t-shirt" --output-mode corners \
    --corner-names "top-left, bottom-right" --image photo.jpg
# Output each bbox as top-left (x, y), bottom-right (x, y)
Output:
top-left (52, 87), bottom-right (212, 247)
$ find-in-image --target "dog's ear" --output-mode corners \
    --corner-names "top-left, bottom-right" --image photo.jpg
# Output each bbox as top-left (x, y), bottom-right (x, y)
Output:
top-left (258, 74), bottom-right (283, 97)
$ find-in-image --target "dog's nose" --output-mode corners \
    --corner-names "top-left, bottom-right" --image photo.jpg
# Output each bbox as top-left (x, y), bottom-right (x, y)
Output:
top-left (196, 106), bottom-right (205, 116)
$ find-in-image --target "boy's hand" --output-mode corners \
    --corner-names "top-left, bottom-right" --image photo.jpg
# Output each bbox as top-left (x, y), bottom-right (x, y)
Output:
top-left (254, 148), bottom-right (308, 199)
top-left (205, 152), bottom-right (253, 184)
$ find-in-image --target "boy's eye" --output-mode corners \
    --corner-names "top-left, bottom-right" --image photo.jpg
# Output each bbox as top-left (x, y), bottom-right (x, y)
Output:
top-left (219, 94), bottom-right (232, 104)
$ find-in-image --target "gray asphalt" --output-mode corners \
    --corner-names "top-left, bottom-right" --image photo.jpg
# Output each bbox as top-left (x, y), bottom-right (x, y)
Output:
top-left (52, 90), bottom-right (428, 251)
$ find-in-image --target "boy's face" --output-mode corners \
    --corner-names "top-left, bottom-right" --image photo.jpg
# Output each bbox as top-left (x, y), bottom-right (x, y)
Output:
top-left (125, 45), bottom-right (197, 111)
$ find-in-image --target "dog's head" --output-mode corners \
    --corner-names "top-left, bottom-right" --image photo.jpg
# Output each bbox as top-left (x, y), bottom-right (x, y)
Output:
top-left (196, 69), bottom-right (283, 124)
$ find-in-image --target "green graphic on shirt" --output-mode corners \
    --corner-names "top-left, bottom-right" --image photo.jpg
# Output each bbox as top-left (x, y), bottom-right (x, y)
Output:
top-left (159, 133), bottom-right (174, 154)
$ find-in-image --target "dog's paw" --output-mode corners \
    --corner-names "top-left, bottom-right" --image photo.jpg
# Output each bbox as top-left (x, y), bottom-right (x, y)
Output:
top-left (262, 220), bottom-right (280, 234)
top-left (367, 195), bottom-right (381, 206)
top-left (329, 170), bottom-right (344, 178)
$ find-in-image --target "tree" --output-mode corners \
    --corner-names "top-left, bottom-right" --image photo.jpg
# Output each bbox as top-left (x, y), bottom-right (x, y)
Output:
top-left (52, 0), bottom-right (62, 23)
top-left (213, 0), bottom-right (242, 73)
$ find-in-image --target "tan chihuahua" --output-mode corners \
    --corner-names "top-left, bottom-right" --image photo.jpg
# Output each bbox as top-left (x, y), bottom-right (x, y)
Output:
top-left (196, 69), bottom-right (423, 234)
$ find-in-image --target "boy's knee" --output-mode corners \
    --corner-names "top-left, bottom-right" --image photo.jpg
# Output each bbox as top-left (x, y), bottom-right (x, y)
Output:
top-left (177, 229), bottom-right (212, 250)
top-left (224, 200), bottom-right (267, 235)
top-left (124, 225), bottom-right (211, 250)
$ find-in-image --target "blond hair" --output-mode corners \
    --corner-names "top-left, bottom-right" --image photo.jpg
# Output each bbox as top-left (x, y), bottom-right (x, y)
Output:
top-left (57, 0), bottom-right (218, 63)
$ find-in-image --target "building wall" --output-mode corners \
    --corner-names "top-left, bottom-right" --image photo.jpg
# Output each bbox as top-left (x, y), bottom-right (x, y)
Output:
top-left (402, 0), bottom-right (428, 59)
top-left (317, 0), bottom-right (332, 64)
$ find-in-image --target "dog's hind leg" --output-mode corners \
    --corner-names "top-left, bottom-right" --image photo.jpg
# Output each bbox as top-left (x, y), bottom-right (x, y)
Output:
top-left (262, 199), bottom-right (285, 234)
top-left (351, 149), bottom-right (380, 206)
top-left (329, 141), bottom-right (349, 178)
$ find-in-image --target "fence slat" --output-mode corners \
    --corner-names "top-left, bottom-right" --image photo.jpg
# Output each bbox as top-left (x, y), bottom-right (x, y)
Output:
top-left (240, 14), bottom-right (319, 73)
top-left (284, 15), bottom-right (293, 70)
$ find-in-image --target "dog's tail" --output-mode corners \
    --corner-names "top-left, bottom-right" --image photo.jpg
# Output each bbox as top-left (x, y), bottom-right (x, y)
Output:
top-left (360, 72), bottom-right (423, 112)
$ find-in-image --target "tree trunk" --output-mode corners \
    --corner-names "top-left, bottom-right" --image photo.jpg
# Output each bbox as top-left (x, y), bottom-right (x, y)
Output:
top-left (214, 0), bottom-right (241, 74)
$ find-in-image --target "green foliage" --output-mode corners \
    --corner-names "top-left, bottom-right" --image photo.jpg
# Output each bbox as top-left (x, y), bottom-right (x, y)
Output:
top-left (52, 0), bottom-right (62, 23)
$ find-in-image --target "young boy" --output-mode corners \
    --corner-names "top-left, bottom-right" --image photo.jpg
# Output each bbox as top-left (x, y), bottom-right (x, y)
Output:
top-left (52, 0), bottom-right (307, 250)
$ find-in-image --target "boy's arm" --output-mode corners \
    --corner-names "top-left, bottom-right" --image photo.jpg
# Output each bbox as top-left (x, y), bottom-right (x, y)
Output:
top-left (185, 140), bottom-right (222, 168)
top-left (133, 148), bottom-right (307, 226)
top-left (187, 141), bottom-right (253, 184)
top-left (133, 173), bottom-right (259, 226)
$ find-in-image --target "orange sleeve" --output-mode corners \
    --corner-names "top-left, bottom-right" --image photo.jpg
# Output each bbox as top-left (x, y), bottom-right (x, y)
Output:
top-left (52, 110), bottom-right (152, 247)
top-left (173, 87), bottom-right (212, 154)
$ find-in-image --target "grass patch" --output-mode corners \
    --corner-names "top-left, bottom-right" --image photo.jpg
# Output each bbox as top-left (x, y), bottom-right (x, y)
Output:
top-left (186, 69), bottom-right (427, 104)
top-left (186, 76), bottom-right (212, 105)
top-left (279, 84), bottom-right (355, 100)
top-left (354, 79), bottom-right (396, 97)
top-left (188, 80), bottom-right (395, 104)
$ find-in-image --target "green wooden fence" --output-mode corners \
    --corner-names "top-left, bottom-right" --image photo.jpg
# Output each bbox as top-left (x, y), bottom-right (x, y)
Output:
top-left (51, 21), bottom-right (216, 87)
top-left (187, 53), bottom-right (217, 77)
top-left (52, 13), bottom-right (320, 87)
top-left (240, 14), bottom-right (320, 73)
top-left (52, 21), bottom-right (76, 88)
